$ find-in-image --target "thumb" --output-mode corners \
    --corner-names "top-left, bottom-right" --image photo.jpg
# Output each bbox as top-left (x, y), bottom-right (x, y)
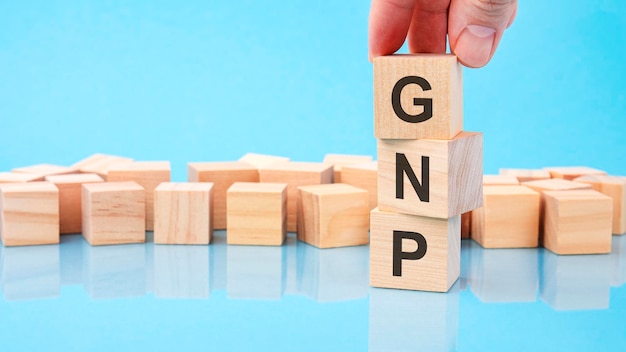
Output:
top-left (448, 0), bottom-right (517, 68)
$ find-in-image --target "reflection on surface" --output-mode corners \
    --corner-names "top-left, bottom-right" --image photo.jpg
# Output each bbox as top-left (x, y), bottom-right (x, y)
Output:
top-left (369, 284), bottom-right (460, 352)
top-left (610, 235), bottom-right (626, 287)
top-left (459, 240), bottom-right (472, 291)
top-left (0, 245), bottom-right (60, 300)
top-left (284, 235), bottom-right (299, 296)
top-left (211, 231), bottom-right (227, 291)
top-left (540, 250), bottom-right (610, 310)
top-left (154, 244), bottom-right (210, 299)
top-left (60, 235), bottom-right (84, 286)
top-left (227, 243), bottom-right (285, 300)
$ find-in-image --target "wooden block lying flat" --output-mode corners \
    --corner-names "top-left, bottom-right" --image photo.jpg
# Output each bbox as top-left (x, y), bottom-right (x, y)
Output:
top-left (82, 182), bottom-right (145, 246)
top-left (297, 183), bottom-right (369, 249)
top-left (378, 131), bottom-right (483, 218)
top-left (483, 174), bottom-right (519, 186)
top-left (45, 173), bottom-right (105, 234)
top-left (259, 162), bottom-right (333, 232)
top-left (574, 175), bottom-right (626, 235)
top-left (107, 161), bottom-right (171, 231)
top-left (11, 164), bottom-right (77, 181)
top-left (499, 169), bottom-right (551, 183)
top-left (471, 186), bottom-right (540, 248)
top-left (154, 182), bottom-right (214, 245)
top-left (239, 153), bottom-right (290, 168)
top-left (374, 54), bottom-right (463, 140)
top-left (545, 166), bottom-right (606, 180)
top-left (370, 208), bottom-right (460, 292)
top-left (543, 189), bottom-right (612, 255)
top-left (188, 162), bottom-right (259, 230)
top-left (226, 182), bottom-right (287, 246)
top-left (341, 161), bottom-right (378, 210)
top-left (323, 154), bottom-right (373, 183)
top-left (0, 172), bottom-right (41, 183)
top-left (72, 153), bottom-right (134, 178)
top-left (0, 182), bottom-right (59, 246)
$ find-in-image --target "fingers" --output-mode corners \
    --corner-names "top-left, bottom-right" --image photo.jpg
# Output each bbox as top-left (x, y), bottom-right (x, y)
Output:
top-left (448, 0), bottom-right (517, 68)
top-left (407, 0), bottom-right (450, 54)
top-left (368, 0), bottom-right (416, 60)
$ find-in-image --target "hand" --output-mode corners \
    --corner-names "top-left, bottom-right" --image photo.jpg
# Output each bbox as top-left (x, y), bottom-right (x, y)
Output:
top-left (369, 0), bottom-right (518, 68)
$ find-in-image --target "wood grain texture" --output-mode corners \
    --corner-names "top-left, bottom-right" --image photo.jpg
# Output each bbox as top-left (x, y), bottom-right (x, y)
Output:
top-left (238, 153), bottom-right (290, 168)
top-left (226, 182), bottom-right (287, 246)
top-left (543, 189), bottom-right (612, 255)
top-left (374, 54), bottom-right (462, 140)
top-left (574, 175), bottom-right (626, 235)
top-left (297, 183), bottom-right (369, 249)
top-left (0, 172), bottom-right (41, 183)
top-left (471, 186), bottom-right (540, 248)
top-left (545, 166), bottom-right (607, 180)
top-left (499, 169), bottom-right (551, 183)
top-left (0, 182), bottom-right (60, 246)
top-left (81, 182), bottom-right (145, 246)
top-left (461, 212), bottom-right (471, 239)
top-left (107, 161), bottom-right (171, 231)
top-left (370, 208), bottom-right (460, 292)
top-left (71, 154), bottom-right (134, 178)
top-left (11, 164), bottom-right (77, 181)
top-left (341, 161), bottom-right (378, 211)
top-left (378, 131), bottom-right (483, 218)
top-left (323, 154), bottom-right (373, 183)
top-left (45, 173), bottom-right (104, 234)
top-left (154, 182), bottom-right (214, 245)
top-left (483, 174), bottom-right (519, 186)
top-left (188, 161), bottom-right (259, 230)
top-left (259, 162), bottom-right (333, 232)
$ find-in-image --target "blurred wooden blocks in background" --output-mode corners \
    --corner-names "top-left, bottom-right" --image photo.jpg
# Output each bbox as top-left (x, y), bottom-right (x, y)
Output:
top-left (522, 178), bottom-right (592, 193)
top-left (0, 182), bottom-right (59, 246)
top-left (374, 54), bottom-right (463, 140)
top-left (82, 182), bottom-right (145, 246)
top-left (341, 161), bottom-right (378, 210)
top-left (107, 161), bottom-right (171, 231)
top-left (472, 186), bottom-right (540, 248)
top-left (72, 154), bottom-right (134, 179)
top-left (0, 172), bottom-right (41, 183)
top-left (297, 183), bottom-right (369, 249)
top-left (545, 166), bottom-right (606, 180)
top-left (574, 175), bottom-right (626, 235)
top-left (378, 131), bottom-right (483, 218)
top-left (226, 182), bottom-right (287, 246)
top-left (499, 168), bottom-right (550, 183)
top-left (543, 189), bottom-right (612, 255)
top-left (239, 153), bottom-right (290, 169)
top-left (461, 213), bottom-right (471, 239)
top-left (259, 162), bottom-right (333, 232)
top-left (154, 182), bottom-right (214, 245)
top-left (370, 208), bottom-right (460, 292)
top-left (188, 161), bottom-right (259, 230)
top-left (11, 164), bottom-right (76, 181)
top-left (45, 173), bottom-right (104, 234)
top-left (323, 154), bottom-right (373, 183)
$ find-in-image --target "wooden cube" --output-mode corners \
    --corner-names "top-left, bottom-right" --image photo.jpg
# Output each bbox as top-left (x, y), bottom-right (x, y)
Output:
top-left (81, 182), bottom-right (145, 246)
top-left (239, 153), bottom-right (290, 168)
top-left (341, 161), bottom-right (378, 210)
top-left (0, 172), bottom-right (41, 183)
top-left (154, 182), bottom-right (214, 245)
top-left (543, 189), bottom-right (612, 255)
top-left (107, 161), bottom-right (171, 231)
top-left (0, 182), bottom-right (59, 246)
top-left (45, 173), bottom-right (105, 234)
top-left (259, 162), bottom-right (333, 232)
top-left (188, 161), bottom-right (259, 230)
top-left (461, 212), bottom-right (471, 239)
top-left (378, 131), bottom-right (483, 218)
top-left (226, 182), bottom-right (287, 246)
top-left (72, 153), bottom-right (133, 179)
top-left (12, 164), bottom-right (77, 181)
top-left (545, 166), bottom-right (606, 180)
top-left (574, 175), bottom-right (626, 235)
top-left (297, 183), bottom-right (369, 248)
top-left (374, 54), bottom-right (462, 140)
top-left (499, 168), bottom-right (550, 183)
top-left (370, 208), bottom-right (460, 292)
top-left (323, 154), bottom-right (373, 183)
top-left (471, 186), bottom-right (540, 248)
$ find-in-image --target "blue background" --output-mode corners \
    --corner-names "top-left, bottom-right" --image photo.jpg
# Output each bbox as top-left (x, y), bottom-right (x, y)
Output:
top-left (1, 1), bottom-right (625, 351)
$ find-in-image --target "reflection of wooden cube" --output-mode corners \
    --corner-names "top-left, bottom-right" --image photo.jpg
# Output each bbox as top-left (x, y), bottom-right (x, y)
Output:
top-left (543, 189), bottom-right (612, 255)
top-left (154, 182), bottom-right (214, 245)
top-left (11, 164), bottom-right (76, 181)
top-left (227, 182), bottom-right (287, 246)
top-left (323, 154), bottom-right (373, 183)
top-left (45, 173), bottom-right (104, 234)
top-left (72, 154), bottom-right (133, 179)
top-left (472, 186), bottom-right (540, 248)
top-left (499, 169), bottom-right (550, 183)
top-left (574, 175), bottom-right (626, 235)
top-left (0, 182), bottom-right (59, 246)
top-left (341, 161), bottom-right (378, 210)
top-left (82, 182), bottom-right (145, 246)
top-left (297, 183), bottom-right (369, 249)
top-left (545, 166), bottom-right (606, 180)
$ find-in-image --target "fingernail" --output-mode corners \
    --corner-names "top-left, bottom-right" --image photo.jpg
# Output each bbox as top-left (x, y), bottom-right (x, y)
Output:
top-left (455, 25), bottom-right (496, 68)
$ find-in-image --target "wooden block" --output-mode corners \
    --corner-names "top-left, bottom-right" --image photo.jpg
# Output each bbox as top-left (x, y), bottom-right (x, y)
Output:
top-left (499, 168), bottom-right (550, 183)
top-left (0, 172), bottom-right (41, 183)
top-left (543, 189), bottom-right (612, 255)
top-left (461, 212), bottom-right (471, 239)
top-left (45, 173), bottom-right (105, 234)
top-left (471, 186), bottom-right (540, 248)
top-left (545, 166), bottom-right (606, 180)
top-left (259, 162), bottom-right (333, 232)
top-left (107, 161), bottom-right (171, 231)
top-left (370, 208), bottom-right (460, 292)
top-left (374, 54), bottom-right (463, 140)
top-left (239, 153), bottom-right (290, 168)
top-left (226, 182), bottom-right (287, 246)
top-left (0, 182), bottom-right (60, 246)
top-left (188, 161), bottom-right (259, 230)
top-left (297, 183), bottom-right (369, 248)
top-left (72, 153), bottom-right (134, 179)
top-left (378, 131), bottom-right (483, 218)
top-left (81, 182), bottom-right (145, 246)
top-left (341, 161), bottom-right (378, 210)
top-left (323, 154), bottom-right (373, 183)
top-left (11, 164), bottom-right (77, 181)
top-left (574, 175), bottom-right (626, 235)
top-left (483, 174), bottom-right (519, 186)
top-left (154, 182), bottom-right (214, 245)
